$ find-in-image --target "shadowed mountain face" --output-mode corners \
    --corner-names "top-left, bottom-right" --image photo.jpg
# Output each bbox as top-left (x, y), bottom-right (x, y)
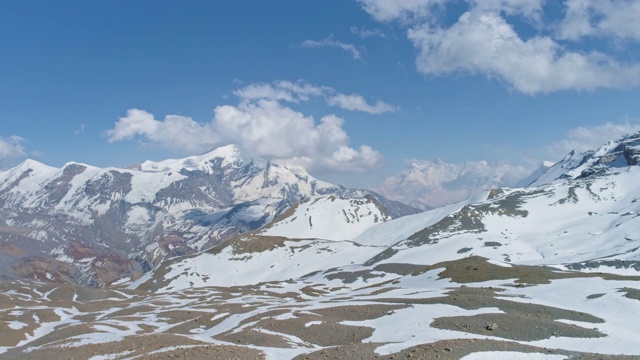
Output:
top-left (0, 145), bottom-right (416, 287)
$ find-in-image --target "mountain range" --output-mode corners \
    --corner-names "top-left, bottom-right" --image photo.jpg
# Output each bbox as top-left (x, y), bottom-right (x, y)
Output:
top-left (0, 145), bottom-right (416, 287)
top-left (132, 132), bottom-right (640, 291)
top-left (2, 133), bottom-right (640, 359)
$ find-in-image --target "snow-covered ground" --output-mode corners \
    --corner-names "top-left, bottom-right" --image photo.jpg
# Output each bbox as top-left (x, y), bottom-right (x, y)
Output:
top-left (3, 256), bottom-right (640, 359)
top-left (4, 133), bottom-right (640, 359)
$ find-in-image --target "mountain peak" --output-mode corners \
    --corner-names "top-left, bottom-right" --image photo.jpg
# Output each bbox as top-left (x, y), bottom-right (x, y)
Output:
top-left (139, 144), bottom-right (265, 173)
top-left (14, 158), bottom-right (58, 173)
top-left (62, 161), bottom-right (98, 170)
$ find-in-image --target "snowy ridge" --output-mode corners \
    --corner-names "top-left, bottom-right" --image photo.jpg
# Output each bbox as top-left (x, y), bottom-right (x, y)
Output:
top-left (0, 159), bottom-right (58, 201)
top-left (261, 195), bottom-right (392, 241)
top-left (529, 131), bottom-right (640, 187)
top-left (137, 132), bottom-right (640, 293)
top-left (0, 144), bottom-right (415, 287)
top-left (139, 144), bottom-right (260, 173)
top-left (374, 165), bottom-right (640, 272)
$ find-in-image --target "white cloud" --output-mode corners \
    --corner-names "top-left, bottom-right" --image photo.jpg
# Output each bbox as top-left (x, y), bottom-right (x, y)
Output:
top-left (359, 0), bottom-right (640, 94)
top-left (328, 93), bottom-right (396, 114)
top-left (301, 37), bottom-right (363, 61)
top-left (350, 26), bottom-right (386, 39)
top-left (104, 109), bottom-right (220, 153)
top-left (559, 0), bottom-right (640, 41)
top-left (546, 121), bottom-right (640, 157)
top-left (468, 0), bottom-right (545, 21)
top-left (233, 80), bottom-right (396, 113)
top-left (0, 136), bottom-right (27, 163)
top-left (408, 10), bottom-right (640, 94)
top-left (356, 0), bottom-right (444, 22)
top-left (105, 84), bottom-right (386, 173)
top-left (233, 81), bottom-right (330, 103)
top-left (214, 100), bottom-right (382, 171)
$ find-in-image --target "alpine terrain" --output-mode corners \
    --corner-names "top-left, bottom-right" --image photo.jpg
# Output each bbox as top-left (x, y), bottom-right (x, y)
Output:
top-left (0, 145), bottom-right (416, 287)
top-left (2, 133), bottom-right (640, 359)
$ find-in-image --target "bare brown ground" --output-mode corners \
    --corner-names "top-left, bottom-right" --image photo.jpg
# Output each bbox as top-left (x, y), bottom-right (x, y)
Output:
top-left (3, 333), bottom-right (264, 360)
top-left (2, 256), bottom-right (640, 359)
top-left (295, 339), bottom-right (640, 360)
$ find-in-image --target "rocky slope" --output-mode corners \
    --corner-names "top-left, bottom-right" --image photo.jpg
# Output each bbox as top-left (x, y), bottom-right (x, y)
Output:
top-left (0, 145), bottom-right (416, 287)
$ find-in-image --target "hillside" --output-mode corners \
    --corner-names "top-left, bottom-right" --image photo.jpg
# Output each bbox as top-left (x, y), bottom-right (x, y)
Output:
top-left (0, 145), bottom-right (415, 287)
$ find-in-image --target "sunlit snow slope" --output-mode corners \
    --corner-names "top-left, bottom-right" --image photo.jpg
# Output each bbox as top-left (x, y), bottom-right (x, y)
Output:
top-left (136, 132), bottom-right (640, 291)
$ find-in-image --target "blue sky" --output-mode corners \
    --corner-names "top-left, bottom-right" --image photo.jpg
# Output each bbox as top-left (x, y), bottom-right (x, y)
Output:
top-left (2, 0), bottom-right (640, 188)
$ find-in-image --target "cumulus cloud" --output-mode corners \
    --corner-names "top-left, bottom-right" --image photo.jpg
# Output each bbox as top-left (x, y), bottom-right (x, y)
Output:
top-left (408, 11), bottom-right (640, 94)
top-left (358, 0), bottom-right (640, 94)
top-left (105, 82), bottom-right (387, 172)
top-left (546, 121), bottom-right (640, 157)
top-left (559, 0), bottom-right (640, 41)
top-left (104, 109), bottom-right (220, 153)
top-left (328, 93), bottom-right (396, 114)
top-left (301, 37), bottom-right (363, 61)
top-left (0, 135), bottom-right (27, 164)
top-left (233, 80), bottom-right (397, 114)
top-left (356, 0), bottom-right (444, 22)
top-left (214, 100), bottom-right (382, 171)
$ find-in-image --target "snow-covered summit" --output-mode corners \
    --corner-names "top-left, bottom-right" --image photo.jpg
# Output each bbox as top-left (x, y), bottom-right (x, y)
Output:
top-left (0, 159), bottom-right (58, 192)
top-left (0, 144), bottom-right (416, 287)
top-left (139, 144), bottom-right (262, 173)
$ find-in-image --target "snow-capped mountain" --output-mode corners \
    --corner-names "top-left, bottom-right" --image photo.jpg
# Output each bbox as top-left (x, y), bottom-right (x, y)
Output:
top-left (0, 145), bottom-right (416, 286)
top-left (528, 133), bottom-right (640, 187)
top-left (135, 132), bottom-right (640, 291)
top-left (5, 134), bottom-right (640, 360)
top-left (376, 159), bottom-right (531, 209)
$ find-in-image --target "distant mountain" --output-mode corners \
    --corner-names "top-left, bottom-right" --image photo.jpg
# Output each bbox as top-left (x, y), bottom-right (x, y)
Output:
top-left (0, 145), bottom-right (416, 286)
top-left (375, 159), bottom-right (531, 209)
